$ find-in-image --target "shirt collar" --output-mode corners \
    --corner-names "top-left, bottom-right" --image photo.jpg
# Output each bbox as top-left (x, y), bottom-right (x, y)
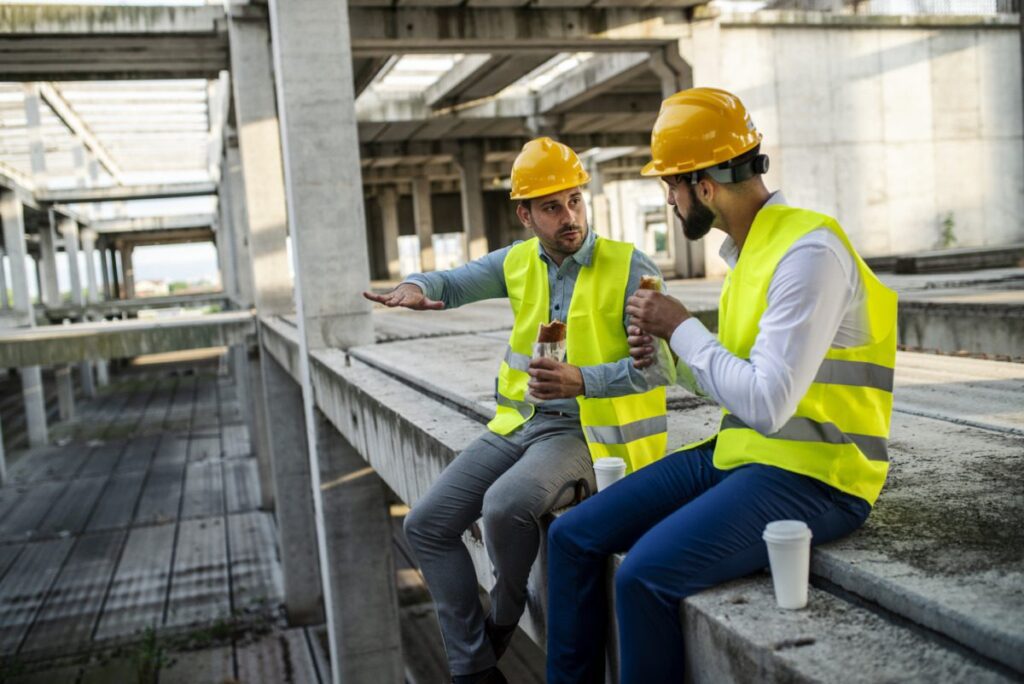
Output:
top-left (718, 190), bottom-right (786, 268)
top-left (537, 227), bottom-right (596, 268)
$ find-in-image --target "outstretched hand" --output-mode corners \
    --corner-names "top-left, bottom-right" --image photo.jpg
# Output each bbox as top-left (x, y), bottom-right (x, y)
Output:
top-left (362, 283), bottom-right (444, 310)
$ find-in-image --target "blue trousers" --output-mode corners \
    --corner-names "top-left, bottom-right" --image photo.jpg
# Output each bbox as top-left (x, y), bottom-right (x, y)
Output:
top-left (546, 441), bottom-right (871, 684)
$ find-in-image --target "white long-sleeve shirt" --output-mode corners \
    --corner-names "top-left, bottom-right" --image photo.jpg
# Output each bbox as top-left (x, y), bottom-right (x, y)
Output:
top-left (670, 192), bottom-right (869, 436)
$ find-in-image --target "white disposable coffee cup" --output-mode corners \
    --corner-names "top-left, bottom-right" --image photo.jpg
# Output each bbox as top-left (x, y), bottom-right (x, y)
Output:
top-left (762, 520), bottom-right (813, 609)
top-left (593, 457), bottom-right (627, 492)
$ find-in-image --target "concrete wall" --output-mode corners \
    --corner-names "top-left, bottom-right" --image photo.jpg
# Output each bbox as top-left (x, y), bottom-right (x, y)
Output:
top-left (683, 18), bottom-right (1023, 277)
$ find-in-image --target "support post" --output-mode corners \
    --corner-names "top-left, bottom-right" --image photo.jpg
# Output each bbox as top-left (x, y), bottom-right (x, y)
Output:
top-left (412, 175), bottom-right (435, 273)
top-left (0, 249), bottom-right (8, 310)
top-left (587, 161), bottom-right (612, 238)
top-left (99, 242), bottom-right (112, 301)
top-left (378, 185), bottom-right (401, 280)
top-left (268, 0), bottom-right (403, 680)
top-left (38, 216), bottom-right (61, 309)
top-left (81, 229), bottom-right (108, 388)
top-left (455, 141), bottom-right (488, 262)
top-left (60, 218), bottom-right (95, 398)
top-left (56, 365), bottom-right (74, 421)
top-left (229, 9), bottom-right (295, 518)
top-left (1, 189), bottom-right (48, 447)
top-left (120, 243), bottom-right (135, 300)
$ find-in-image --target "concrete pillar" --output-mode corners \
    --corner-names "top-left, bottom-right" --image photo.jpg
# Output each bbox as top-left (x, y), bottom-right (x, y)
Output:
top-left (81, 229), bottom-right (108, 388)
top-left (229, 10), bottom-right (295, 519)
top-left (268, 0), bottom-right (401, 679)
top-left (455, 141), bottom-right (488, 261)
top-left (109, 248), bottom-right (121, 300)
top-left (0, 189), bottom-right (48, 447)
top-left (120, 244), bottom-right (135, 300)
top-left (99, 242), bottom-right (112, 300)
top-left (261, 353), bottom-right (323, 624)
top-left (378, 186), bottom-right (401, 280)
top-left (23, 84), bottom-right (47, 185)
top-left (412, 175), bottom-right (435, 273)
top-left (55, 365), bottom-right (74, 421)
top-left (588, 162), bottom-right (612, 238)
top-left (225, 139), bottom-right (256, 308)
top-left (31, 255), bottom-right (43, 307)
top-left (60, 219), bottom-right (94, 397)
top-left (37, 218), bottom-right (61, 309)
top-left (0, 249), bottom-right (8, 310)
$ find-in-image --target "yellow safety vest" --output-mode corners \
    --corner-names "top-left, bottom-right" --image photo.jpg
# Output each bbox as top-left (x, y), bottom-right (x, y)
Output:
top-left (709, 205), bottom-right (897, 504)
top-left (487, 237), bottom-right (668, 473)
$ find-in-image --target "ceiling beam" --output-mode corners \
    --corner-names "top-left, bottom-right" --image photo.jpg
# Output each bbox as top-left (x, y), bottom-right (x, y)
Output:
top-left (537, 51), bottom-right (653, 113)
top-left (36, 182), bottom-right (217, 204)
top-left (91, 213), bottom-right (215, 235)
top-left (38, 82), bottom-right (123, 184)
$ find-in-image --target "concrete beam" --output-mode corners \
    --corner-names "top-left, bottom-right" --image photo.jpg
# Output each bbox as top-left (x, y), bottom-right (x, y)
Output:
top-left (90, 214), bottom-right (215, 235)
top-left (536, 51), bottom-right (653, 114)
top-left (361, 132), bottom-right (650, 161)
top-left (0, 311), bottom-right (256, 367)
top-left (347, 7), bottom-right (694, 54)
top-left (353, 56), bottom-right (391, 97)
top-left (38, 83), bottom-right (123, 184)
top-left (36, 182), bottom-right (216, 205)
top-left (425, 53), bottom-right (553, 109)
top-left (0, 4), bottom-right (229, 80)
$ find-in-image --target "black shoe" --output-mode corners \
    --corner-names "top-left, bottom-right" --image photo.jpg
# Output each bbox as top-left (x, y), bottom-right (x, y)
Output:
top-left (452, 666), bottom-right (508, 684)
top-left (485, 616), bottom-right (518, 663)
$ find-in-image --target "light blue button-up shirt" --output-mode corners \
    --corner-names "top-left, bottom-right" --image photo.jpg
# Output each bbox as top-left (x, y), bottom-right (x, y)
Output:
top-left (404, 228), bottom-right (665, 415)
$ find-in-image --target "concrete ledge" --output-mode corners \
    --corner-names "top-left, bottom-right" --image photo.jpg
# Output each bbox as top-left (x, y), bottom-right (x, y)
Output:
top-left (41, 293), bottom-right (229, 322)
top-left (0, 312), bottom-right (255, 366)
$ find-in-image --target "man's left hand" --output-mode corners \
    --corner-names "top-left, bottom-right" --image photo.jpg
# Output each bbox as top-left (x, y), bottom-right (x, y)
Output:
top-left (527, 358), bottom-right (585, 400)
top-left (626, 290), bottom-right (691, 340)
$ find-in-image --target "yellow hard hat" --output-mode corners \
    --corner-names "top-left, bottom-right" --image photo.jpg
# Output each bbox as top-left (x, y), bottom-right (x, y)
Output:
top-left (509, 137), bottom-right (590, 200)
top-left (641, 87), bottom-right (762, 178)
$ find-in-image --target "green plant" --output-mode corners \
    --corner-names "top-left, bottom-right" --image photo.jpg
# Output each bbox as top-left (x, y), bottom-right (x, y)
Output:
top-left (131, 626), bottom-right (172, 684)
top-left (940, 212), bottom-right (957, 249)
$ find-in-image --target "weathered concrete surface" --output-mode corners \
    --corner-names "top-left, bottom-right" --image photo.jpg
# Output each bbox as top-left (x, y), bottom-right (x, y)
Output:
top-left (0, 312), bottom-right (255, 366)
top-left (40, 293), bottom-right (230, 322)
top-left (261, 316), bottom-right (1018, 680)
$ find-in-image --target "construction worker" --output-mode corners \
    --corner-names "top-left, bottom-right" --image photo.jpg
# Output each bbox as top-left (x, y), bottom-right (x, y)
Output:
top-left (363, 137), bottom-right (669, 684)
top-left (544, 88), bottom-right (897, 683)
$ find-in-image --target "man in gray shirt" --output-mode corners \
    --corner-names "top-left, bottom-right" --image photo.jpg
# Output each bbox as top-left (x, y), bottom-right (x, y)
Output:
top-left (364, 137), bottom-right (666, 684)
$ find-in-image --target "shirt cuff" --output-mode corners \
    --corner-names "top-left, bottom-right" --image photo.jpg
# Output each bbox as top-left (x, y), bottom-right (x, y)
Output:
top-left (578, 365), bottom-right (604, 399)
top-left (669, 317), bottom-right (717, 365)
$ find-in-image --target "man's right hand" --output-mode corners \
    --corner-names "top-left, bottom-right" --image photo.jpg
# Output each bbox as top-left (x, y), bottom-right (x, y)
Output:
top-left (627, 325), bottom-right (655, 369)
top-left (362, 283), bottom-right (444, 310)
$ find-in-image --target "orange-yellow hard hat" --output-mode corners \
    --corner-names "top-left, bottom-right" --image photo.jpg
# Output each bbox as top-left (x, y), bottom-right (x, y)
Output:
top-left (641, 87), bottom-right (762, 178)
top-left (510, 137), bottom-right (590, 200)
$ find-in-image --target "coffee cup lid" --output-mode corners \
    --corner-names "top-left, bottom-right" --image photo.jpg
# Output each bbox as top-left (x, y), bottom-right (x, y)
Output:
top-left (593, 457), bottom-right (626, 470)
top-left (763, 520), bottom-right (812, 542)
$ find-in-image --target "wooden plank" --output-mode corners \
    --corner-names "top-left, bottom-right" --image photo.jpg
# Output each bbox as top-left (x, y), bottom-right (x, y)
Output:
top-left (94, 522), bottom-right (175, 641)
top-left (35, 475), bottom-right (108, 537)
top-left (180, 460), bottom-right (224, 519)
top-left (115, 434), bottom-right (160, 473)
top-left (86, 470), bottom-right (147, 532)
top-left (228, 512), bottom-right (282, 615)
top-left (77, 441), bottom-right (127, 478)
top-left (187, 435), bottom-right (221, 462)
top-left (165, 516), bottom-right (229, 628)
top-left (0, 481), bottom-right (68, 544)
top-left (22, 530), bottom-right (126, 653)
top-left (133, 462), bottom-right (185, 526)
top-left (0, 537), bottom-right (74, 655)
top-left (235, 628), bottom-right (321, 684)
top-left (159, 645), bottom-right (234, 683)
top-left (224, 459), bottom-right (260, 514)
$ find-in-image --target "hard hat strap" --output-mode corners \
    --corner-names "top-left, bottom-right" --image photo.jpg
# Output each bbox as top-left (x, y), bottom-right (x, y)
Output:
top-left (684, 148), bottom-right (770, 185)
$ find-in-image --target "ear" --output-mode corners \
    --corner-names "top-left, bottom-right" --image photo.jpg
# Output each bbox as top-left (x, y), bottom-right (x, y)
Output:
top-left (696, 178), bottom-right (715, 204)
top-left (515, 203), bottom-right (533, 228)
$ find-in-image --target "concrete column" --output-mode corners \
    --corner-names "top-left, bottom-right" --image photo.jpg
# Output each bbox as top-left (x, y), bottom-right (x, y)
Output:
top-left (99, 243), bottom-right (112, 300)
top-left (268, 0), bottom-right (401, 680)
top-left (0, 189), bottom-right (47, 447)
top-left (412, 175), bottom-right (435, 273)
top-left (120, 244), bottom-right (135, 300)
top-left (81, 229), bottom-right (108, 388)
top-left (225, 139), bottom-right (256, 309)
top-left (24, 84), bottom-right (47, 185)
top-left (587, 162), bottom-right (612, 238)
top-left (37, 218), bottom-right (61, 309)
top-left (229, 11), bottom-right (294, 518)
top-left (55, 365), bottom-right (74, 421)
top-left (378, 186), bottom-right (401, 280)
top-left (60, 218), bottom-right (94, 397)
top-left (31, 255), bottom-right (43, 307)
top-left (109, 248), bottom-right (121, 300)
top-left (455, 141), bottom-right (487, 261)
top-left (0, 249), bottom-right (8, 310)
top-left (261, 353), bottom-right (323, 624)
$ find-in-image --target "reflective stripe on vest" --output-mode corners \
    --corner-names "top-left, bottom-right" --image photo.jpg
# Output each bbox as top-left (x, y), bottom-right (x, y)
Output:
top-left (487, 236), bottom-right (668, 473)
top-left (711, 205), bottom-right (897, 505)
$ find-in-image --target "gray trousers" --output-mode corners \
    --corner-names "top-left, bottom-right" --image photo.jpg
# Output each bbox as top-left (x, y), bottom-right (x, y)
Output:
top-left (403, 413), bottom-right (596, 676)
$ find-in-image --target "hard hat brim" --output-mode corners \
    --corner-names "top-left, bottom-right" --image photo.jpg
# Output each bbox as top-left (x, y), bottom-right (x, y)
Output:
top-left (508, 172), bottom-right (591, 201)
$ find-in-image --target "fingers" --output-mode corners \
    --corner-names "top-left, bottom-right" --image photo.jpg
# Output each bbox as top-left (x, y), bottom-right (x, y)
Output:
top-left (632, 356), bottom-right (654, 369)
top-left (421, 298), bottom-right (445, 310)
top-left (528, 381), bottom-right (562, 399)
top-left (528, 367), bottom-right (560, 383)
top-left (627, 333), bottom-right (652, 347)
top-left (528, 357), bottom-right (559, 371)
top-left (362, 290), bottom-right (388, 304)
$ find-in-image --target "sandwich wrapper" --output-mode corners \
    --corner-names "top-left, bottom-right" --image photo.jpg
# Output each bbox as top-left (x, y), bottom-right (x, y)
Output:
top-left (638, 276), bottom-right (677, 387)
top-left (525, 321), bottom-right (566, 405)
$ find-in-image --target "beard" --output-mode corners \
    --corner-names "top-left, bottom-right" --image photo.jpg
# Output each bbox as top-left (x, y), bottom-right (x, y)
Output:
top-left (678, 184), bottom-right (715, 241)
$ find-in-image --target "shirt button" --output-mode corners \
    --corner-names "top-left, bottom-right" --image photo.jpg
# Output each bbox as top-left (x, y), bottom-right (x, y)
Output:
top-left (554, 304), bottom-right (560, 310)
top-left (557, 275), bottom-right (563, 281)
